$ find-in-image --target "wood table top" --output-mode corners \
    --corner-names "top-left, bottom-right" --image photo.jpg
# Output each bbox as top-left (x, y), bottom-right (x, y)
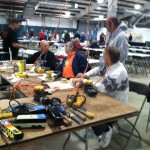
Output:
top-left (0, 90), bottom-right (138, 148)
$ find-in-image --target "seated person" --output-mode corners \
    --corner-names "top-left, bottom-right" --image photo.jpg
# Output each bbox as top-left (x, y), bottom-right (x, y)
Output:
top-left (74, 38), bottom-right (83, 50)
top-left (72, 46), bottom-right (129, 148)
top-left (56, 39), bottom-right (91, 79)
top-left (89, 40), bottom-right (100, 59)
top-left (26, 40), bottom-right (56, 70)
top-left (90, 40), bottom-right (99, 48)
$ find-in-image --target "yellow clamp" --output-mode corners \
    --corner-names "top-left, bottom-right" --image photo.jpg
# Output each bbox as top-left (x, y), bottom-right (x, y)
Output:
top-left (86, 111), bottom-right (95, 119)
top-left (15, 73), bottom-right (27, 78)
top-left (35, 67), bottom-right (45, 74)
top-left (34, 85), bottom-right (44, 91)
top-left (73, 95), bottom-right (86, 108)
top-left (83, 79), bottom-right (93, 85)
top-left (45, 70), bottom-right (54, 77)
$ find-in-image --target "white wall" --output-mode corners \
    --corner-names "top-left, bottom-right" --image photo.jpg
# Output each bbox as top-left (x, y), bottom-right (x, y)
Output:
top-left (0, 15), bottom-right (77, 29)
top-left (0, 15), bottom-right (7, 24)
top-left (21, 15), bottom-right (77, 28)
top-left (97, 27), bottom-right (150, 42)
top-left (128, 28), bottom-right (150, 42)
top-left (78, 21), bottom-right (97, 34)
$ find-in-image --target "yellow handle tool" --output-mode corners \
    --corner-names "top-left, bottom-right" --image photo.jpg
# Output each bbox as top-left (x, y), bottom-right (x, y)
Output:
top-left (76, 108), bottom-right (95, 119)
top-left (15, 73), bottom-right (27, 78)
top-left (60, 113), bottom-right (72, 126)
top-left (63, 115), bottom-right (72, 125)
top-left (0, 112), bottom-right (13, 119)
top-left (70, 110), bottom-right (86, 121)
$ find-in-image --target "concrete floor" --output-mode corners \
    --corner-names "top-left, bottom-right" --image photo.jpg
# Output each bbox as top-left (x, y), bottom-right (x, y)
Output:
top-left (0, 73), bottom-right (150, 150)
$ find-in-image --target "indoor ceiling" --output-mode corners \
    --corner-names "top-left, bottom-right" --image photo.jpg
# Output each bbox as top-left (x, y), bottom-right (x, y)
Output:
top-left (0, 0), bottom-right (150, 28)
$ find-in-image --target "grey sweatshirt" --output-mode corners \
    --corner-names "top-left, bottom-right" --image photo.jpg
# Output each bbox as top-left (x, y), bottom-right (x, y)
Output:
top-left (106, 22), bottom-right (129, 63)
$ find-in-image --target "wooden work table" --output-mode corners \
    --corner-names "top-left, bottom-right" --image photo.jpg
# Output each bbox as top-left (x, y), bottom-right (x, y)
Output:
top-left (0, 90), bottom-right (138, 149)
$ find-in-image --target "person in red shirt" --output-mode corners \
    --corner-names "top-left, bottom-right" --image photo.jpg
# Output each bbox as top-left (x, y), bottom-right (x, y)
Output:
top-left (53, 31), bottom-right (57, 39)
top-left (99, 32), bottom-right (105, 45)
top-left (74, 38), bottom-right (83, 50)
top-left (38, 29), bottom-right (45, 41)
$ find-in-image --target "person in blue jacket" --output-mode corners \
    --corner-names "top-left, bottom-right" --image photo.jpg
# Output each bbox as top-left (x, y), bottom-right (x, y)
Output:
top-left (56, 39), bottom-right (91, 79)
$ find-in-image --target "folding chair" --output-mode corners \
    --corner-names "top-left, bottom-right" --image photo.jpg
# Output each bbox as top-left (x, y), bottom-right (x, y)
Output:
top-left (125, 59), bottom-right (134, 73)
top-left (123, 80), bottom-right (149, 149)
top-left (132, 56), bottom-right (148, 77)
top-left (146, 83), bottom-right (150, 132)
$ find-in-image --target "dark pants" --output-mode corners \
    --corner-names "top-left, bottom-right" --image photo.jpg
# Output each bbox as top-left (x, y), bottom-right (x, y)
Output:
top-left (92, 122), bottom-right (114, 136)
top-left (1, 53), bottom-right (10, 60)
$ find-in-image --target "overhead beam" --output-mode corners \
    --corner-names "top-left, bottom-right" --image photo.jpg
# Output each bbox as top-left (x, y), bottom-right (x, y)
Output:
top-left (73, 0), bottom-right (107, 20)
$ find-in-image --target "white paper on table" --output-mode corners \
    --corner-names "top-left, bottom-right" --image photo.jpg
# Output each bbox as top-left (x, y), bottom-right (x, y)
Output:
top-left (46, 80), bottom-right (74, 90)
top-left (38, 74), bottom-right (46, 81)
top-left (11, 78), bottom-right (21, 83)
top-left (28, 72), bottom-right (43, 77)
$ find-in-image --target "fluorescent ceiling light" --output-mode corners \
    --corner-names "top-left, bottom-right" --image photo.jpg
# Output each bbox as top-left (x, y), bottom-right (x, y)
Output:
top-left (75, 3), bottom-right (78, 8)
top-left (96, 7), bottom-right (101, 10)
top-left (97, 0), bottom-right (104, 3)
top-left (94, 18), bottom-right (100, 20)
top-left (99, 15), bottom-right (104, 20)
top-left (39, 2), bottom-right (72, 7)
top-left (93, 17), bottom-right (106, 21)
top-left (65, 11), bottom-right (70, 16)
top-left (125, 9), bottom-right (142, 14)
top-left (134, 4), bottom-right (141, 10)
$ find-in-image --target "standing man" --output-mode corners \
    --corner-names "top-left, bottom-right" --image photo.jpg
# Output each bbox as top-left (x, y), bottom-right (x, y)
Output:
top-left (105, 17), bottom-right (128, 63)
top-left (29, 29), bottom-right (34, 39)
top-left (129, 34), bottom-right (133, 42)
top-left (26, 40), bottom-right (56, 71)
top-left (74, 31), bottom-right (81, 40)
top-left (98, 17), bottom-right (129, 74)
top-left (2, 19), bottom-right (27, 60)
top-left (64, 30), bottom-right (70, 43)
top-left (38, 29), bottom-right (45, 41)
top-left (99, 32), bottom-right (105, 45)
top-left (80, 32), bottom-right (86, 43)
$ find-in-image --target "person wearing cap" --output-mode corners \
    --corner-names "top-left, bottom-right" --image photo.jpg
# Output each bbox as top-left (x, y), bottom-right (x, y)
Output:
top-left (2, 19), bottom-right (27, 60)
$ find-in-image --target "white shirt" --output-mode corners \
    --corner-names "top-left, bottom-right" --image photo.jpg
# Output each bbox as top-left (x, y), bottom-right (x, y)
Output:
top-left (86, 62), bottom-right (129, 103)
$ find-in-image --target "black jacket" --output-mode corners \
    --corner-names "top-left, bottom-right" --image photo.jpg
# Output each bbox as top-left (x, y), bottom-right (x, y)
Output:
top-left (57, 52), bottom-right (91, 78)
top-left (26, 51), bottom-right (56, 70)
top-left (64, 33), bottom-right (70, 43)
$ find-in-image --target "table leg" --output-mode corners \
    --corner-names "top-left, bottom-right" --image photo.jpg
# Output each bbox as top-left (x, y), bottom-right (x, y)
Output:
top-left (63, 133), bottom-right (71, 150)
top-left (82, 128), bottom-right (88, 150)
top-left (73, 129), bottom-right (89, 150)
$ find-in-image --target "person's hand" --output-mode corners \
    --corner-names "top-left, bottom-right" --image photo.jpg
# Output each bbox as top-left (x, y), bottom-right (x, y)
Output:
top-left (23, 45), bottom-right (28, 50)
top-left (76, 73), bottom-right (87, 78)
top-left (71, 78), bottom-right (83, 87)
